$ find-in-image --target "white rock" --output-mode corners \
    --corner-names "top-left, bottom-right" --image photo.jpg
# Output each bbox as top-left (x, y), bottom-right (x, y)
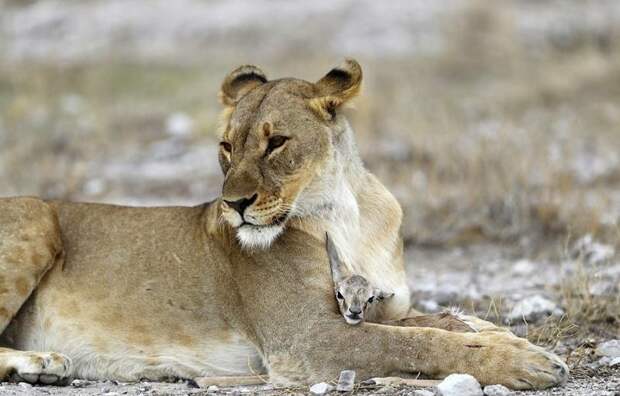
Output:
top-left (18, 382), bottom-right (32, 388)
top-left (610, 357), bottom-right (620, 367)
top-left (596, 339), bottom-right (620, 358)
top-left (336, 370), bottom-right (355, 392)
top-left (414, 390), bottom-right (435, 396)
top-left (419, 299), bottom-right (440, 313)
top-left (595, 356), bottom-right (612, 368)
top-left (206, 385), bottom-right (219, 393)
top-left (437, 374), bottom-right (483, 396)
top-left (508, 295), bottom-right (564, 323)
top-left (483, 384), bottom-right (513, 396)
top-left (573, 234), bottom-right (615, 265)
top-left (309, 382), bottom-right (334, 395)
top-left (83, 178), bottom-right (106, 195)
top-left (166, 112), bottom-right (194, 136)
top-left (71, 379), bottom-right (92, 387)
top-left (512, 259), bottom-right (535, 276)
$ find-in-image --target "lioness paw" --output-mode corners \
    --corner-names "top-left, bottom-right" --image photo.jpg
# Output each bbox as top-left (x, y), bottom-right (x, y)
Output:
top-left (508, 344), bottom-right (568, 390)
top-left (9, 351), bottom-right (72, 385)
top-left (477, 333), bottom-right (568, 390)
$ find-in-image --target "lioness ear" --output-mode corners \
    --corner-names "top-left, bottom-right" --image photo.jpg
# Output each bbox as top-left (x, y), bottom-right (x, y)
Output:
top-left (326, 233), bottom-right (345, 283)
top-left (376, 290), bottom-right (395, 301)
top-left (219, 65), bottom-right (268, 106)
top-left (311, 59), bottom-right (362, 120)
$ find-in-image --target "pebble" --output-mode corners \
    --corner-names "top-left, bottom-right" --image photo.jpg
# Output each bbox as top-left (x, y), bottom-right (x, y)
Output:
top-left (336, 370), bottom-right (356, 392)
top-left (573, 235), bottom-right (615, 265)
top-left (309, 382), bottom-right (334, 395)
top-left (596, 339), bottom-right (620, 358)
top-left (18, 382), bottom-right (32, 389)
top-left (436, 374), bottom-right (483, 396)
top-left (512, 259), bottom-right (536, 276)
top-left (419, 299), bottom-right (440, 313)
top-left (508, 295), bottom-right (564, 323)
top-left (72, 379), bottom-right (92, 388)
top-left (414, 390), bottom-right (435, 396)
top-left (483, 384), bottom-right (513, 396)
top-left (610, 357), bottom-right (620, 367)
top-left (166, 112), bottom-right (194, 136)
top-left (206, 385), bottom-right (219, 393)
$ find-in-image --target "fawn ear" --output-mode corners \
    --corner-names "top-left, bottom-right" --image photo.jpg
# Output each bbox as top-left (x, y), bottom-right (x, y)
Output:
top-left (376, 289), bottom-right (395, 301)
top-left (310, 59), bottom-right (362, 120)
top-left (219, 65), bottom-right (268, 106)
top-left (326, 233), bottom-right (345, 283)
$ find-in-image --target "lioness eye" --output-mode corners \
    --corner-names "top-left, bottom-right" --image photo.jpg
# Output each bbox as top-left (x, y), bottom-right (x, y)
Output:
top-left (368, 296), bottom-right (375, 303)
top-left (220, 141), bottom-right (232, 153)
top-left (336, 291), bottom-right (344, 300)
top-left (267, 135), bottom-right (289, 154)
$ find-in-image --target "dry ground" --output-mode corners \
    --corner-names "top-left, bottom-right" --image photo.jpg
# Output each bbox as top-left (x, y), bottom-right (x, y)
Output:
top-left (0, 1), bottom-right (619, 395)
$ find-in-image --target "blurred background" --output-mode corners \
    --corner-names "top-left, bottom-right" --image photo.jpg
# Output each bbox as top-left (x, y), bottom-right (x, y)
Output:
top-left (0, 0), bottom-right (619, 382)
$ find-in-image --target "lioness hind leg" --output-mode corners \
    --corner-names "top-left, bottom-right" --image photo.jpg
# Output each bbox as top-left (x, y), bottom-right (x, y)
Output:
top-left (0, 198), bottom-right (71, 384)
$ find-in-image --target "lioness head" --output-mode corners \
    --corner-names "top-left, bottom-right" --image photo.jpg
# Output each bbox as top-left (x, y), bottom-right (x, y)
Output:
top-left (217, 59), bottom-right (362, 248)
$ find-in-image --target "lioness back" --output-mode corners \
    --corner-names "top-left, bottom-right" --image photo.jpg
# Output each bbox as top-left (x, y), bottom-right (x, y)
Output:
top-left (3, 200), bottom-right (264, 381)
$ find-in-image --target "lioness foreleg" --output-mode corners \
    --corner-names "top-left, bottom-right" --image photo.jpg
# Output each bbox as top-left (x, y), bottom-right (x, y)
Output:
top-left (265, 319), bottom-right (568, 390)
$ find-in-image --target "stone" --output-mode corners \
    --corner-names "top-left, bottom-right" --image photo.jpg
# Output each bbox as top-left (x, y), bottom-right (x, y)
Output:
top-left (483, 384), bottom-right (513, 396)
top-left (414, 390), bottom-right (435, 396)
top-left (336, 370), bottom-right (356, 392)
top-left (206, 385), bottom-right (219, 393)
top-left (419, 299), bottom-right (440, 313)
top-left (166, 112), bottom-right (193, 136)
top-left (72, 379), bottom-right (92, 388)
top-left (310, 382), bottom-right (334, 395)
top-left (512, 259), bottom-right (536, 276)
top-left (573, 235), bottom-right (615, 265)
top-left (508, 295), bottom-right (564, 323)
top-left (436, 374), bottom-right (483, 396)
top-left (609, 357), bottom-right (620, 367)
top-left (596, 339), bottom-right (620, 358)
top-left (18, 382), bottom-right (32, 389)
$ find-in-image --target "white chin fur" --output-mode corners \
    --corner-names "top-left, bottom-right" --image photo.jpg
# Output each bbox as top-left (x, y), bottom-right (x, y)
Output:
top-left (236, 224), bottom-right (285, 250)
top-left (344, 317), bottom-right (362, 325)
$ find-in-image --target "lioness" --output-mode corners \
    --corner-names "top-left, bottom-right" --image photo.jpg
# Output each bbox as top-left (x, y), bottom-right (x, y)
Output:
top-left (0, 60), bottom-right (567, 389)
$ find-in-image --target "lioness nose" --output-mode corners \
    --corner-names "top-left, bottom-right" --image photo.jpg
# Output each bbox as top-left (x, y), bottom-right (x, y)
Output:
top-left (224, 194), bottom-right (257, 216)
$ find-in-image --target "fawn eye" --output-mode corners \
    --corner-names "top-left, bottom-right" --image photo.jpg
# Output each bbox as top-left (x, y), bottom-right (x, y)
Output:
top-left (336, 291), bottom-right (344, 300)
top-left (220, 141), bottom-right (232, 153)
top-left (368, 296), bottom-right (375, 303)
top-left (267, 135), bottom-right (289, 154)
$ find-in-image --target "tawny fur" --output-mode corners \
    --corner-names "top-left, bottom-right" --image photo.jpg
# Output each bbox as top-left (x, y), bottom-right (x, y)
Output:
top-left (0, 60), bottom-right (567, 390)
